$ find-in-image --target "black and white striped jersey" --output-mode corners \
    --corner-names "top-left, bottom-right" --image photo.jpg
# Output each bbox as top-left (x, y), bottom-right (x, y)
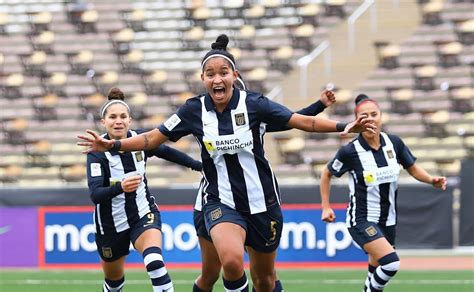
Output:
top-left (87, 130), bottom-right (202, 235)
top-left (327, 132), bottom-right (416, 227)
top-left (159, 88), bottom-right (294, 214)
top-left (191, 98), bottom-right (328, 212)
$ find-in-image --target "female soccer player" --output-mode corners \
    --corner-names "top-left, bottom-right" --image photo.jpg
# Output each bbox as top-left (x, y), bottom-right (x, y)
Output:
top-left (86, 88), bottom-right (202, 292)
top-left (78, 35), bottom-right (375, 292)
top-left (320, 94), bottom-right (447, 292)
top-left (192, 85), bottom-right (337, 292)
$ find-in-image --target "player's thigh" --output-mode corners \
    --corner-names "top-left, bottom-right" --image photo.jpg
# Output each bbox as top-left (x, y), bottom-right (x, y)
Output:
top-left (204, 201), bottom-right (247, 260)
top-left (363, 237), bottom-right (395, 261)
top-left (133, 228), bottom-right (163, 254)
top-left (101, 256), bottom-right (126, 280)
top-left (131, 210), bottom-right (163, 254)
top-left (199, 236), bottom-right (221, 280)
top-left (209, 222), bottom-right (246, 259)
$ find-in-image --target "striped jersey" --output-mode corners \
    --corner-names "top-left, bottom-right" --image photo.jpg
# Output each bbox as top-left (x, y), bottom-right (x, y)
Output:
top-left (159, 88), bottom-right (294, 214)
top-left (87, 130), bottom-right (201, 235)
top-left (192, 98), bottom-right (328, 212)
top-left (327, 132), bottom-right (416, 227)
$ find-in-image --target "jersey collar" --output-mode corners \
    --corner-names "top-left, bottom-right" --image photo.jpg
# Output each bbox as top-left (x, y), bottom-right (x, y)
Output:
top-left (357, 133), bottom-right (387, 151)
top-left (105, 131), bottom-right (132, 155)
top-left (204, 87), bottom-right (240, 112)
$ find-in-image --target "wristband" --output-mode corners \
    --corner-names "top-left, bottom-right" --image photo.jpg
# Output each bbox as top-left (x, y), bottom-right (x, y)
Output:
top-left (336, 122), bottom-right (348, 132)
top-left (111, 139), bottom-right (122, 151)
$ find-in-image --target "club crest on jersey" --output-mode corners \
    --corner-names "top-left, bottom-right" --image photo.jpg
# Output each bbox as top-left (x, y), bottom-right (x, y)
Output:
top-left (102, 247), bottom-right (113, 258)
top-left (234, 113), bottom-right (246, 126)
top-left (386, 149), bottom-right (394, 159)
top-left (365, 226), bottom-right (378, 237)
top-left (135, 151), bottom-right (143, 162)
top-left (210, 207), bottom-right (222, 221)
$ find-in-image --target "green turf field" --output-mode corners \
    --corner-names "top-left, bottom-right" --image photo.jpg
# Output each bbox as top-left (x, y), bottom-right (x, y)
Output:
top-left (0, 269), bottom-right (473, 291)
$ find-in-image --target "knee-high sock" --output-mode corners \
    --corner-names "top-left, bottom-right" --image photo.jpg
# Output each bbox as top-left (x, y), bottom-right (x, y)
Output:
top-left (364, 264), bottom-right (377, 291)
top-left (223, 273), bottom-right (248, 292)
top-left (143, 246), bottom-right (173, 292)
top-left (369, 252), bottom-right (400, 291)
top-left (103, 277), bottom-right (124, 292)
top-left (193, 281), bottom-right (209, 292)
top-left (252, 279), bottom-right (284, 292)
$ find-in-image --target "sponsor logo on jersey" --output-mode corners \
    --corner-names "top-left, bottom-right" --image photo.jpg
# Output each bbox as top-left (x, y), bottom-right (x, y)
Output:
top-left (332, 159), bottom-right (343, 172)
top-left (90, 163), bottom-right (101, 177)
top-left (164, 114), bottom-right (181, 131)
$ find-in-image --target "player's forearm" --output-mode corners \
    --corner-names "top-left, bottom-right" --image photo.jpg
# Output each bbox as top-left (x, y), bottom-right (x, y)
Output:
top-left (288, 114), bottom-right (340, 133)
top-left (89, 184), bottom-right (123, 204)
top-left (118, 129), bottom-right (166, 151)
top-left (320, 168), bottom-right (333, 208)
top-left (407, 164), bottom-right (433, 184)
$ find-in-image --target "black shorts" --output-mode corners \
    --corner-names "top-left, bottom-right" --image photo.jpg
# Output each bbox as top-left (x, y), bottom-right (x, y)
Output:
top-left (95, 209), bottom-right (162, 262)
top-left (203, 201), bottom-right (283, 253)
top-left (193, 209), bottom-right (212, 242)
top-left (348, 221), bottom-right (396, 253)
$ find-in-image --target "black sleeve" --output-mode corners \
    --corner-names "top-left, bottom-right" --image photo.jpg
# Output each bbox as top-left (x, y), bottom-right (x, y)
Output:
top-left (87, 154), bottom-right (124, 204)
top-left (266, 100), bottom-right (326, 132)
top-left (147, 144), bottom-right (202, 171)
top-left (390, 134), bottom-right (417, 169)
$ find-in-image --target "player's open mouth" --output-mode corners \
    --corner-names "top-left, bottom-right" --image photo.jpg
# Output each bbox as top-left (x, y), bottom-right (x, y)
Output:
top-left (213, 86), bottom-right (225, 97)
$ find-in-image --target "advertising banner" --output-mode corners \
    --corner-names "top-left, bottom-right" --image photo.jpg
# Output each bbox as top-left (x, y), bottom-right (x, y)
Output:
top-left (0, 207), bottom-right (38, 267)
top-left (38, 204), bottom-right (366, 268)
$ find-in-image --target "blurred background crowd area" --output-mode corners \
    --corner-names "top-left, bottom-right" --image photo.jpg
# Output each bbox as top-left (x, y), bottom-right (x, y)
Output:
top-left (0, 0), bottom-right (473, 188)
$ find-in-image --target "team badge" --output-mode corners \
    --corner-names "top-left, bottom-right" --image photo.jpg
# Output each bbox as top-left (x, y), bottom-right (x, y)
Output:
top-left (135, 151), bottom-right (143, 162)
top-left (387, 150), bottom-right (394, 159)
top-left (234, 113), bottom-right (246, 126)
top-left (210, 208), bottom-right (222, 221)
top-left (102, 247), bottom-right (113, 258)
top-left (365, 226), bottom-right (378, 237)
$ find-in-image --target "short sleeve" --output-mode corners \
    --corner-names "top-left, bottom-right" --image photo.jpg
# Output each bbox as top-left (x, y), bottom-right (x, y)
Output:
top-left (158, 100), bottom-right (194, 142)
top-left (390, 134), bottom-right (416, 168)
top-left (255, 95), bottom-right (293, 127)
top-left (327, 146), bottom-right (352, 177)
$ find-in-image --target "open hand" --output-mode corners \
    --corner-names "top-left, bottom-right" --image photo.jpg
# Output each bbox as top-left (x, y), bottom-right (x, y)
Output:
top-left (77, 129), bottom-right (114, 153)
top-left (340, 115), bottom-right (377, 137)
top-left (320, 89), bottom-right (336, 107)
top-left (322, 207), bottom-right (336, 223)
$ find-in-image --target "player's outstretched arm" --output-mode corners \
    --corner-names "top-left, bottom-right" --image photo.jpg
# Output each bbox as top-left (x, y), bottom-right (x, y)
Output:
top-left (78, 128), bottom-right (168, 153)
top-left (406, 164), bottom-right (447, 190)
top-left (267, 89), bottom-right (336, 133)
top-left (287, 113), bottom-right (377, 135)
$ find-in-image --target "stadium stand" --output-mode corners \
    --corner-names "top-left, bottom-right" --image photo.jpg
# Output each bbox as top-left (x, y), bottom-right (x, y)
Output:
top-left (0, 0), bottom-right (472, 188)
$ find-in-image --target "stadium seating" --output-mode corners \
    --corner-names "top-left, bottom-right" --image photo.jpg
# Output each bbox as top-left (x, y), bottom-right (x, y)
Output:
top-left (0, 0), bottom-right (472, 187)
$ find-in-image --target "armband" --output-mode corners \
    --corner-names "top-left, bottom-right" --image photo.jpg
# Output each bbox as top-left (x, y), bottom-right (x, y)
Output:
top-left (336, 122), bottom-right (348, 132)
top-left (111, 139), bottom-right (122, 151)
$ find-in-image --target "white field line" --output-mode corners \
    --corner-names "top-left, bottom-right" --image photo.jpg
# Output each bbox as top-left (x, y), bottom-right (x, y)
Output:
top-left (0, 279), bottom-right (472, 286)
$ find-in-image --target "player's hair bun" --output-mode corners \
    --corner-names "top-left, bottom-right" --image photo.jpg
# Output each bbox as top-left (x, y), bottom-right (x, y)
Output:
top-left (355, 94), bottom-right (370, 105)
top-left (107, 87), bottom-right (125, 101)
top-left (211, 34), bottom-right (229, 51)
